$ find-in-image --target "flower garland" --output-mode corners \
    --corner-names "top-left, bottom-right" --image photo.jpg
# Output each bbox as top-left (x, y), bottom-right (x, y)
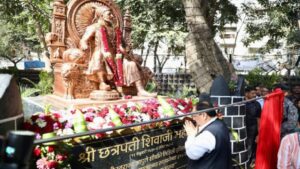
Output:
top-left (24, 98), bottom-right (196, 137)
top-left (99, 26), bottom-right (124, 86)
top-left (34, 144), bottom-right (72, 169)
top-left (115, 27), bottom-right (122, 57)
top-left (115, 27), bottom-right (124, 86)
top-left (99, 27), bottom-right (111, 58)
top-left (99, 26), bottom-right (122, 58)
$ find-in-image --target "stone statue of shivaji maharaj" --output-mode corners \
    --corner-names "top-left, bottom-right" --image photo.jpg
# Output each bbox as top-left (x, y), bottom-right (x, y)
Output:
top-left (46, 0), bottom-right (156, 100)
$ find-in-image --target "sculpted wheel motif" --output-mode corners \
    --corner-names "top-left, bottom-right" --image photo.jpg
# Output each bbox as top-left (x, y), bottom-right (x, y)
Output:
top-left (75, 2), bottom-right (119, 37)
top-left (67, 0), bottom-right (122, 43)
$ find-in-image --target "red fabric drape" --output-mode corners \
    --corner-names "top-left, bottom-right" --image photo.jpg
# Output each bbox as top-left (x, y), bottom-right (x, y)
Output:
top-left (255, 88), bottom-right (284, 169)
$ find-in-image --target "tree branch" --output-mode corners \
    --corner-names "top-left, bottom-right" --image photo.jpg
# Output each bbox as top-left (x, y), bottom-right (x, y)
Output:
top-left (16, 56), bottom-right (25, 63)
top-left (1, 54), bottom-right (15, 63)
top-left (35, 21), bottom-right (49, 53)
top-left (21, 0), bottom-right (50, 19)
top-left (161, 48), bottom-right (171, 68)
top-left (143, 43), bottom-right (151, 67)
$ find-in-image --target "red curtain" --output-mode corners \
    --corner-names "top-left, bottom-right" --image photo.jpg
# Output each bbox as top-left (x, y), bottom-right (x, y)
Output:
top-left (255, 89), bottom-right (284, 169)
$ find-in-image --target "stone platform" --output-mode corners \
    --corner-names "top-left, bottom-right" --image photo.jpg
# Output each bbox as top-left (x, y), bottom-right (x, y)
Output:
top-left (23, 95), bottom-right (159, 117)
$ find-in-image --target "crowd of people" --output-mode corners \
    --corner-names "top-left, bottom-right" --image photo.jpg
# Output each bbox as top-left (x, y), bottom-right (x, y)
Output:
top-left (183, 83), bottom-right (300, 169)
top-left (243, 84), bottom-right (300, 168)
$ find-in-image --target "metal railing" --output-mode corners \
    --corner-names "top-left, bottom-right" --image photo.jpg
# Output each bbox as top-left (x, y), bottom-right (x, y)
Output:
top-left (0, 114), bottom-right (24, 130)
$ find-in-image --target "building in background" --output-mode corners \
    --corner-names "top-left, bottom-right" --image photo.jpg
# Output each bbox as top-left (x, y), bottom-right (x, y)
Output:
top-left (214, 0), bottom-right (297, 75)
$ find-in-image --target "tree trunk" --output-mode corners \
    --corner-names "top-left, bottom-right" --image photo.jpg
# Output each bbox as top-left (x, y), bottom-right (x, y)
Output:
top-left (184, 54), bottom-right (187, 74)
top-left (13, 62), bottom-right (17, 69)
top-left (158, 48), bottom-right (171, 73)
top-left (143, 44), bottom-right (151, 67)
top-left (153, 40), bottom-right (159, 73)
top-left (182, 0), bottom-right (233, 93)
top-left (35, 21), bottom-right (49, 56)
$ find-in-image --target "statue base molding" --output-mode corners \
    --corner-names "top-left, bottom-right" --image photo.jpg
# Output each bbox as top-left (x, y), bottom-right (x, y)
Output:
top-left (89, 90), bottom-right (120, 100)
top-left (23, 95), bottom-right (159, 117)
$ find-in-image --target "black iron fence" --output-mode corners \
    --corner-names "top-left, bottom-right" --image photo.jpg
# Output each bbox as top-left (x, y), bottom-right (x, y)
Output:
top-left (154, 73), bottom-right (196, 95)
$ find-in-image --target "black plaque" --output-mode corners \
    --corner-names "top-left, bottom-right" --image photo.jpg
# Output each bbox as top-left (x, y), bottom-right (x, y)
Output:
top-left (71, 124), bottom-right (188, 169)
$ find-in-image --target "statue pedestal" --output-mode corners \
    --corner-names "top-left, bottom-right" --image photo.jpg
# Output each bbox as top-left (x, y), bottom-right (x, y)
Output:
top-left (23, 95), bottom-right (158, 117)
top-left (46, 95), bottom-right (157, 110)
top-left (89, 90), bottom-right (120, 100)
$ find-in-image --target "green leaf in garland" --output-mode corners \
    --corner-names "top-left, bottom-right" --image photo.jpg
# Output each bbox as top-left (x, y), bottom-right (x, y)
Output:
top-left (157, 96), bottom-right (175, 117)
top-left (108, 108), bottom-right (123, 127)
top-left (191, 97), bottom-right (200, 106)
top-left (44, 104), bottom-right (52, 114)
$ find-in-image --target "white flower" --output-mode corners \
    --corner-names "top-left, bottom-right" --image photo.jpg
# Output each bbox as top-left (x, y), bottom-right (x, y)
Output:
top-left (177, 111), bottom-right (184, 115)
top-left (127, 102), bottom-right (136, 108)
top-left (140, 114), bottom-right (151, 122)
top-left (56, 129), bottom-right (63, 136)
top-left (105, 115), bottom-right (111, 121)
top-left (58, 111), bottom-right (72, 123)
top-left (88, 123), bottom-right (97, 130)
top-left (178, 105), bottom-right (185, 110)
top-left (58, 118), bottom-right (66, 123)
top-left (36, 118), bottom-right (47, 128)
top-left (132, 111), bottom-right (141, 117)
top-left (57, 128), bottom-right (75, 136)
top-left (130, 114), bottom-right (141, 122)
top-left (93, 117), bottom-right (106, 126)
top-left (157, 107), bottom-right (165, 117)
top-left (63, 128), bottom-right (74, 135)
top-left (158, 107), bottom-right (163, 114)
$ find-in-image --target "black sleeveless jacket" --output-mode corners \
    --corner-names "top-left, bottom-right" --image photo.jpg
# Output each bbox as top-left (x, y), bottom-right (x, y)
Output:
top-left (187, 119), bottom-right (232, 169)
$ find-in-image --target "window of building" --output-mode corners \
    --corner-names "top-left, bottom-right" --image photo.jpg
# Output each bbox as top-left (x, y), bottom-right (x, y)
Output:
top-left (224, 27), bottom-right (237, 32)
top-left (220, 34), bottom-right (236, 39)
top-left (248, 47), bottom-right (261, 54)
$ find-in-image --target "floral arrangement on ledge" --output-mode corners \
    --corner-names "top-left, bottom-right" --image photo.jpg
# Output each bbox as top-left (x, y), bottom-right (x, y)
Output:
top-left (23, 97), bottom-right (198, 169)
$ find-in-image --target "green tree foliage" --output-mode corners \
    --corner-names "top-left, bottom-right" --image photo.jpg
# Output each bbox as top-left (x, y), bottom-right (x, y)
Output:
top-left (116, 0), bottom-right (187, 48)
top-left (204, 0), bottom-right (238, 35)
top-left (0, 20), bottom-right (28, 68)
top-left (116, 0), bottom-right (237, 72)
top-left (115, 0), bottom-right (187, 72)
top-left (0, 0), bottom-right (52, 55)
top-left (245, 68), bottom-right (282, 89)
top-left (0, 0), bottom-right (238, 73)
top-left (21, 71), bottom-right (53, 97)
top-left (243, 0), bottom-right (300, 52)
